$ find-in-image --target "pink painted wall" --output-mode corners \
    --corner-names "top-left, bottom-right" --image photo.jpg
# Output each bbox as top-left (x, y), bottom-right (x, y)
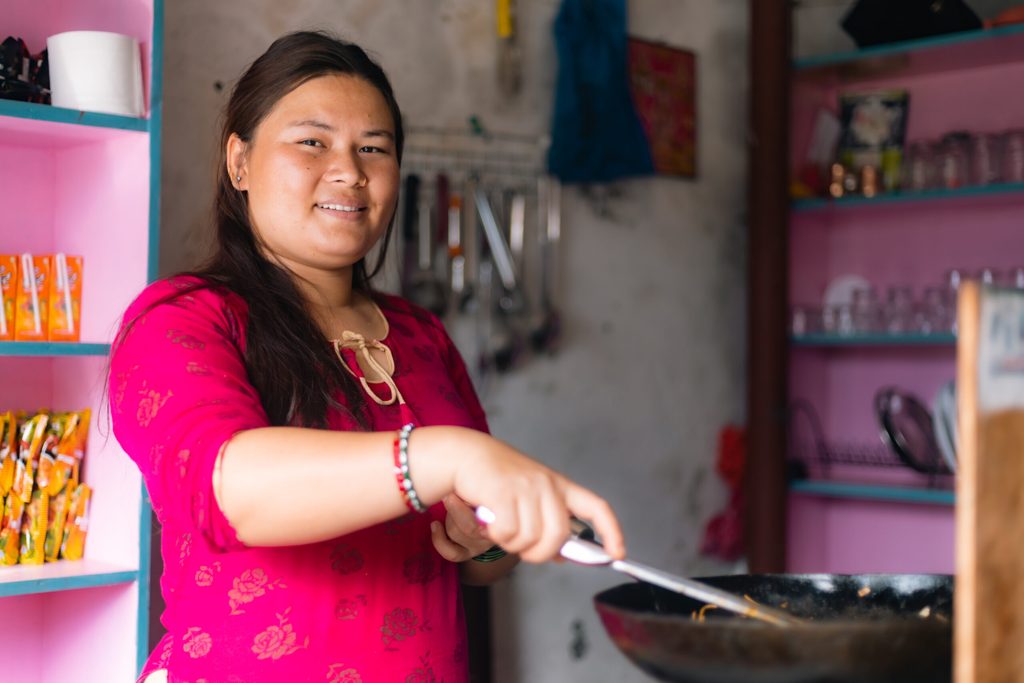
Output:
top-left (788, 494), bottom-right (954, 574)
top-left (0, 583), bottom-right (137, 683)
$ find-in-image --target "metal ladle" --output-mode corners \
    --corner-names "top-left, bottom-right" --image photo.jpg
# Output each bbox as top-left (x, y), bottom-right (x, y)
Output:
top-left (476, 507), bottom-right (804, 627)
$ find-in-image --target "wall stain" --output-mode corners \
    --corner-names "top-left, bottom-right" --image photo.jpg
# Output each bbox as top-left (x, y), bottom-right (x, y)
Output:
top-left (569, 619), bottom-right (588, 661)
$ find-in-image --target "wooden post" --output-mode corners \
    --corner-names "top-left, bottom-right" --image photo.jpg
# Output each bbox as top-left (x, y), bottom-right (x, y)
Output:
top-left (745, 0), bottom-right (791, 572)
top-left (956, 282), bottom-right (1024, 683)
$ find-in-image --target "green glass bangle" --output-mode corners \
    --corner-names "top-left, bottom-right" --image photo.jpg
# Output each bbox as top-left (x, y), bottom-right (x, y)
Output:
top-left (472, 545), bottom-right (508, 563)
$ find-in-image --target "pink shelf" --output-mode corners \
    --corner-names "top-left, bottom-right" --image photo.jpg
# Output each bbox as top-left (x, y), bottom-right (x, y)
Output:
top-left (0, 559), bottom-right (137, 597)
top-left (781, 21), bottom-right (1024, 575)
top-left (0, 101), bottom-right (148, 148)
top-left (0, 2), bottom-right (159, 680)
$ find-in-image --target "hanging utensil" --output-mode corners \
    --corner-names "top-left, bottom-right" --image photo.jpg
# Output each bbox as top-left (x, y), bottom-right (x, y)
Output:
top-left (447, 193), bottom-right (466, 304)
top-left (404, 177), bottom-right (447, 316)
top-left (508, 189), bottom-right (527, 278)
top-left (496, 0), bottom-right (522, 98)
top-left (473, 186), bottom-right (523, 313)
top-left (475, 185), bottom-right (524, 372)
top-left (399, 174), bottom-right (421, 299)
top-left (530, 176), bottom-right (562, 353)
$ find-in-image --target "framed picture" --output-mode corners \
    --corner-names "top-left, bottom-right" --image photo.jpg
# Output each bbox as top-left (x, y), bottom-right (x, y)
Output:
top-left (837, 89), bottom-right (910, 192)
top-left (627, 38), bottom-right (697, 178)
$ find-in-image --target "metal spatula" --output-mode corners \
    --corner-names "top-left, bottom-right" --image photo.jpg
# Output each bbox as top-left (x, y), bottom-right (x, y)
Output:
top-left (476, 507), bottom-right (803, 627)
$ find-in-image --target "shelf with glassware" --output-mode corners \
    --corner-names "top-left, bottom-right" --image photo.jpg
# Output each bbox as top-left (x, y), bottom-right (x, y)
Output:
top-left (790, 22), bottom-right (1024, 211)
top-left (777, 22), bottom-right (1024, 575)
top-left (0, 1), bottom-right (162, 681)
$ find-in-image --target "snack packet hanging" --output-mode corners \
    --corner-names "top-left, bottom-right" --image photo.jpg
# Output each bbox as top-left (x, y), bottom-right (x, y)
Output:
top-left (0, 493), bottom-right (24, 565)
top-left (35, 413), bottom-right (68, 495)
top-left (46, 409), bottom-right (88, 497)
top-left (44, 486), bottom-right (70, 562)
top-left (61, 482), bottom-right (90, 561)
top-left (0, 412), bottom-right (16, 495)
top-left (13, 254), bottom-right (50, 342)
top-left (0, 255), bottom-right (16, 341)
top-left (13, 412), bottom-right (48, 504)
top-left (48, 254), bottom-right (82, 342)
top-left (19, 488), bottom-right (48, 564)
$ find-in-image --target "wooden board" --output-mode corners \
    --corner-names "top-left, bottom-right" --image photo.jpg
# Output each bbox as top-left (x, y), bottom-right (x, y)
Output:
top-left (956, 281), bottom-right (1024, 683)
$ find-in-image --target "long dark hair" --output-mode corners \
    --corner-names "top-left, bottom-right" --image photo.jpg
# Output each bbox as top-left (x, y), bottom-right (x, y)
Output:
top-left (121, 31), bottom-right (404, 428)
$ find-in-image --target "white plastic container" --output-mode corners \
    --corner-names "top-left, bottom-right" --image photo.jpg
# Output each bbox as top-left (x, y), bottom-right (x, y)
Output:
top-left (46, 30), bottom-right (144, 117)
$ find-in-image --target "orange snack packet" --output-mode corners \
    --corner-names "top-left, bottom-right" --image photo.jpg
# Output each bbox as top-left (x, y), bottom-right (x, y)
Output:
top-left (48, 254), bottom-right (82, 342)
top-left (44, 487), bottom-right (71, 562)
top-left (61, 482), bottom-right (91, 561)
top-left (0, 492), bottom-right (24, 565)
top-left (19, 488), bottom-right (48, 565)
top-left (0, 412), bottom-right (16, 495)
top-left (43, 410), bottom-right (88, 497)
top-left (0, 255), bottom-right (16, 341)
top-left (14, 412), bottom-right (48, 504)
top-left (13, 254), bottom-right (50, 341)
top-left (35, 413), bottom-right (68, 495)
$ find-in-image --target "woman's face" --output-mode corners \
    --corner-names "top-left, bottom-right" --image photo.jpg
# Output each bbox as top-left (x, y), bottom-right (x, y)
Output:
top-left (229, 74), bottom-right (400, 277)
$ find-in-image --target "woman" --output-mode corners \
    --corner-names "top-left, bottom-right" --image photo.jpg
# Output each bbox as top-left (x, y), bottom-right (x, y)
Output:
top-left (110, 30), bottom-right (624, 683)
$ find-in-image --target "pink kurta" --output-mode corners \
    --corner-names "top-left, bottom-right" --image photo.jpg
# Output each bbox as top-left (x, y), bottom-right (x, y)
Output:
top-left (110, 277), bottom-right (488, 683)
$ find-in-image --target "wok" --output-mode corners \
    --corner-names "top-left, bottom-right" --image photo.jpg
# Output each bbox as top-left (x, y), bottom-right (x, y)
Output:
top-left (594, 573), bottom-right (952, 683)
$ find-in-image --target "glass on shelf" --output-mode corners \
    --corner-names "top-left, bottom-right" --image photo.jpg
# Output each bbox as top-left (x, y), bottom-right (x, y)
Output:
top-left (1010, 267), bottom-right (1024, 289)
top-left (969, 132), bottom-right (1003, 186)
top-left (901, 140), bottom-right (937, 191)
top-left (790, 305), bottom-right (821, 336)
top-left (938, 132), bottom-right (971, 190)
top-left (883, 285), bottom-right (915, 334)
top-left (916, 286), bottom-right (951, 334)
top-left (1002, 129), bottom-right (1024, 183)
top-left (852, 286), bottom-right (881, 332)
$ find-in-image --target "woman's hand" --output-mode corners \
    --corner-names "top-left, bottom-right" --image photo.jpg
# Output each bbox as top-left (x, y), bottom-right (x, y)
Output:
top-left (447, 430), bottom-right (626, 565)
top-left (429, 494), bottom-right (496, 562)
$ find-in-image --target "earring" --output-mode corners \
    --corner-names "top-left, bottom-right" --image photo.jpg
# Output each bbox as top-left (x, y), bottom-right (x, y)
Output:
top-left (235, 175), bottom-right (242, 182)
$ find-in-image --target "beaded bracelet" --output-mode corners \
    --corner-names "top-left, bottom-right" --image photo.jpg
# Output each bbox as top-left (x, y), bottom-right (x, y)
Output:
top-left (472, 545), bottom-right (508, 563)
top-left (393, 423), bottom-right (427, 514)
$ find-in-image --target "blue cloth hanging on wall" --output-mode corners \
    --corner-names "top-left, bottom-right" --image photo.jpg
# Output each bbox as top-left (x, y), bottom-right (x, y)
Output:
top-left (547, 0), bottom-right (655, 183)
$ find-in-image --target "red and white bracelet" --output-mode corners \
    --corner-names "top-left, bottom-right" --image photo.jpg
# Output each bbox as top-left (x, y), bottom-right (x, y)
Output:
top-left (393, 422), bottom-right (427, 513)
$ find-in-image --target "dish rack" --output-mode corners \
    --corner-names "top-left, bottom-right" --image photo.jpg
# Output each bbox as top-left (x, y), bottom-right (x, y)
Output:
top-left (787, 399), bottom-right (953, 488)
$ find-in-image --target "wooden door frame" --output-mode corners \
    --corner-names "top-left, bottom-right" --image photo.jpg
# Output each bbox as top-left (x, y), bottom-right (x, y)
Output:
top-left (745, 0), bottom-right (791, 572)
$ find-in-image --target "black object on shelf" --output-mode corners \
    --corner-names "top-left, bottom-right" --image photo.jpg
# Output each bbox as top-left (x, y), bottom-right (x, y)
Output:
top-left (841, 0), bottom-right (983, 48)
top-left (0, 37), bottom-right (50, 104)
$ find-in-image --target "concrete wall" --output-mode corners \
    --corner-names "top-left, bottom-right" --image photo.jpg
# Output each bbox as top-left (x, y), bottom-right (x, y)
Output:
top-left (159, 1), bottom-right (749, 681)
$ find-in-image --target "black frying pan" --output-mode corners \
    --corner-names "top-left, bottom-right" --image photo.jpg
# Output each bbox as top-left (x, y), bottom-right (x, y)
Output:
top-left (594, 574), bottom-right (952, 683)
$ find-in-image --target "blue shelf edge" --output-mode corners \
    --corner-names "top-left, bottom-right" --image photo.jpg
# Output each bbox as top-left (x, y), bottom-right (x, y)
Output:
top-left (791, 333), bottom-right (956, 347)
top-left (790, 480), bottom-right (955, 506)
top-left (794, 23), bottom-right (1024, 70)
top-left (0, 342), bottom-right (110, 357)
top-left (793, 182), bottom-right (1024, 213)
top-left (0, 99), bottom-right (148, 133)
top-left (0, 569), bottom-right (139, 598)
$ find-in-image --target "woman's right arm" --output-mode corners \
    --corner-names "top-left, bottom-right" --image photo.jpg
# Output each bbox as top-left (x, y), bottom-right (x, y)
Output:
top-left (215, 424), bottom-right (625, 563)
top-left (111, 283), bottom-right (623, 564)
